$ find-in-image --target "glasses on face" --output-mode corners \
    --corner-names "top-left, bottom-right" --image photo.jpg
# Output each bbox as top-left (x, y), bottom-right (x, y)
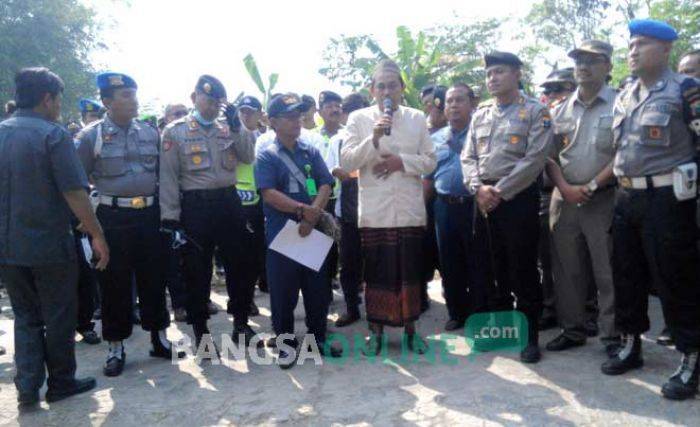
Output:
top-left (574, 55), bottom-right (607, 66)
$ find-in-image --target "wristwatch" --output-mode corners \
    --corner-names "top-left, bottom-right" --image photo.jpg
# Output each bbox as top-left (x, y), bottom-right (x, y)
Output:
top-left (586, 179), bottom-right (598, 193)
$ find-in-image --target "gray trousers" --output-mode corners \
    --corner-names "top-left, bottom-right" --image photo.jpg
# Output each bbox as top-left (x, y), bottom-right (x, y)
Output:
top-left (550, 188), bottom-right (617, 341)
top-left (0, 263), bottom-right (78, 394)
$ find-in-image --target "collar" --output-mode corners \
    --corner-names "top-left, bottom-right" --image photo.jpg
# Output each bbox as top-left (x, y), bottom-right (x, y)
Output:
top-left (631, 68), bottom-right (673, 95)
top-left (573, 84), bottom-right (615, 108)
top-left (274, 137), bottom-right (307, 155)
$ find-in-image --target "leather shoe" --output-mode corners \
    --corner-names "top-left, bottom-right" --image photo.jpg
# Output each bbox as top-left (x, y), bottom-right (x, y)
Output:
top-left (362, 334), bottom-right (385, 357)
top-left (103, 351), bottom-right (125, 377)
top-left (335, 311), bottom-right (360, 328)
top-left (662, 352), bottom-right (699, 400)
top-left (232, 324), bottom-right (263, 348)
top-left (79, 330), bottom-right (101, 345)
top-left (520, 344), bottom-right (541, 364)
top-left (444, 319), bottom-right (465, 331)
top-left (46, 377), bottom-right (96, 403)
top-left (601, 334), bottom-right (643, 375)
top-left (318, 341), bottom-right (344, 358)
top-left (278, 338), bottom-right (299, 369)
top-left (545, 333), bottom-right (585, 352)
top-left (249, 301), bottom-right (260, 316)
top-left (406, 334), bottom-right (428, 355)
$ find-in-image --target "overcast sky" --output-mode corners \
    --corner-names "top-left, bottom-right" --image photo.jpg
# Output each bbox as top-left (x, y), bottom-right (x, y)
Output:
top-left (88, 0), bottom-right (547, 113)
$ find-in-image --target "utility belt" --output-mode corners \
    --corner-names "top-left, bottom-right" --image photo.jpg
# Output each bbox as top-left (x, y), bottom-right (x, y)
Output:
top-left (619, 163), bottom-right (697, 201)
top-left (618, 173), bottom-right (673, 190)
top-left (182, 186), bottom-right (237, 202)
top-left (437, 193), bottom-right (472, 205)
top-left (98, 195), bottom-right (155, 209)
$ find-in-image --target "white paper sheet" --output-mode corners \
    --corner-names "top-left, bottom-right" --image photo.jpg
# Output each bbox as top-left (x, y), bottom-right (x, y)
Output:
top-left (268, 220), bottom-right (334, 272)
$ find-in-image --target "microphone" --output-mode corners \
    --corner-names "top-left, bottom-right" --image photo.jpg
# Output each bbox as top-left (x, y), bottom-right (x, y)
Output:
top-left (382, 98), bottom-right (393, 136)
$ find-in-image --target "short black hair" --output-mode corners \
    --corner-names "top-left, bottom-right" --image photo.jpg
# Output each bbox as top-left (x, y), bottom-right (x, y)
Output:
top-left (301, 95), bottom-right (316, 109)
top-left (341, 93), bottom-right (369, 114)
top-left (449, 83), bottom-right (476, 100)
top-left (14, 67), bottom-right (64, 109)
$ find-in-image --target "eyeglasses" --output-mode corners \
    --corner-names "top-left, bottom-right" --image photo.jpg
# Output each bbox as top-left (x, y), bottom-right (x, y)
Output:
top-left (574, 56), bottom-right (608, 66)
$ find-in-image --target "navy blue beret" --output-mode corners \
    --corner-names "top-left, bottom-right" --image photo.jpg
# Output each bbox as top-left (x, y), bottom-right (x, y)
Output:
top-left (96, 72), bottom-right (137, 90)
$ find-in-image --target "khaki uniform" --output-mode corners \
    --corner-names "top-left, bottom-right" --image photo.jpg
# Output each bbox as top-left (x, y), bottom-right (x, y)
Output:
top-left (549, 85), bottom-right (617, 341)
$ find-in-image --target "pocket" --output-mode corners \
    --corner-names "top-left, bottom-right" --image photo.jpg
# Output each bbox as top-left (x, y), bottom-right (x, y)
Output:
top-left (98, 144), bottom-right (129, 177)
top-left (594, 115), bottom-right (614, 152)
top-left (639, 111), bottom-right (671, 147)
top-left (137, 141), bottom-right (159, 171)
top-left (504, 124), bottom-right (528, 155)
top-left (220, 143), bottom-right (237, 171)
top-left (183, 143), bottom-right (211, 171)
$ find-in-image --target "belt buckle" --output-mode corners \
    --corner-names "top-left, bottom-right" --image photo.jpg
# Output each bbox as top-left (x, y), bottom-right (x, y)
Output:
top-left (131, 197), bottom-right (146, 209)
top-left (619, 177), bottom-right (631, 188)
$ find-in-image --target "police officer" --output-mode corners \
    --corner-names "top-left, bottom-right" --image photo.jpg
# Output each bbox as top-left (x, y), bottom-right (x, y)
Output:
top-left (601, 19), bottom-right (700, 401)
top-left (540, 68), bottom-right (576, 105)
top-left (425, 83), bottom-right (482, 331)
top-left (79, 99), bottom-right (104, 127)
top-left (679, 49), bottom-right (700, 79)
top-left (160, 75), bottom-right (258, 352)
top-left (255, 93), bottom-right (342, 369)
top-left (545, 40), bottom-right (619, 355)
top-left (461, 51), bottom-right (553, 364)
top-left (77, 72), bottom-right (182, 377)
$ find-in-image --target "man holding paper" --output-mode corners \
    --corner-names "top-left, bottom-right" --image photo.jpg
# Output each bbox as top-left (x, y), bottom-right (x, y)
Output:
top-left (255, 93), bottom-right (343, 369)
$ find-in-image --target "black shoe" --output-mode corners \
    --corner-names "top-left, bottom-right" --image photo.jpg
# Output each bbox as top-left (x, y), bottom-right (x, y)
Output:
top-left (662, 352), bottom-right (699, 400)
top-left (604, 337), bottom-right (622, 358)
top-left (257, 278), bottom-right (269, 293)
top-left (266, 335), bottom-right (277, 348)
top-left (546, 333), bottom-right (585, 352)
top-left (232, 324), bottom-right (263, 348)
top-left (318, 341), bottom-right (344, 358)
top-left (45, 377), bottom-right (96, 403)
top-left (207, 301), bottom-right (219, 315)
top-left (538, 316), bottom-right (557, 331)
top-left (173, 308), bottom-right (187, 322)
top-left (444, 319), bottom-right (465, 331)
top-left (17, 390), bottom-right (39, 406)
top-left (278, 338), bottom-right (299, 369)
top-left (103, 350), bottom-right (125, 377)
top-left (79, 330), bottom-right (101, 345)
top-left (249, 301), bottom-right (260, 316)
top-left (406, 334), bottom-right (428, 355)
top-left (132, 310), bottom-right (141, 325)
top-left (584, 319), bottom-right (599, 337)
top-left (657, 326), bottom-right (674, 346)
top-left (520, 343), bottom-right (541, 364)
top-left (335, 311), bottom-right (360, 328)
top-left (601, 334), bottom-right (643, 375)
top-left (150, 331), bottom-right (186, 359)
top-left (362, 334), bottom-right (385, 357)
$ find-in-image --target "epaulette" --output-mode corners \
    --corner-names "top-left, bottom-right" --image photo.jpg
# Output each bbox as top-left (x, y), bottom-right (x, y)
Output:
top-left (477, 99), bottom-right (494, 109)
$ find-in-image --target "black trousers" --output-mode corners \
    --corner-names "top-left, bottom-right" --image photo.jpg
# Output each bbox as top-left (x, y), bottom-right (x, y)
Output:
top-left (339, 219), bottom-right (363, 312)
top-left (225, 203), bottom-right (265, 315)
top-left (612, 186), bottom-right (700, 353)
top-left (74, 233), bottom-right (97, 333)
top-left (325, 199), bottom-right (339, 283)
top-left (181, 189), bottom-right (251, 328)
top-left (474, 183), bottom-right (542, 344)
top-left (96, 204), bottom-right (170, 341)
top-left (160, 232), bottom-right (186, 310)
top-left (434, 196), bottom-right (485, 322)
top-left (243, 202), bottom-right (267, 288)
top-left (0, 262), bottom-right (78, 394)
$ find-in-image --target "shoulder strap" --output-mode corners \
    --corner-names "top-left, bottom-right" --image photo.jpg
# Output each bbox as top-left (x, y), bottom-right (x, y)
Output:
top-left (277, 150), bottom-right (308, 193)
top-left (93, 123), bottom-right (103, 157)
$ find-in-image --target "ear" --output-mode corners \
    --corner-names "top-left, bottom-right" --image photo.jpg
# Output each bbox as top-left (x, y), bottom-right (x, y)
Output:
top-left (41, 92), bottom-right (54, 108)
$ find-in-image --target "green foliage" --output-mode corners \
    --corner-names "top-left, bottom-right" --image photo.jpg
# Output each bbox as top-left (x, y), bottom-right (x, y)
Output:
top-left (0, 0), bottom-right (104, 121)
top-left (243, 53), bottom-right (278, 108)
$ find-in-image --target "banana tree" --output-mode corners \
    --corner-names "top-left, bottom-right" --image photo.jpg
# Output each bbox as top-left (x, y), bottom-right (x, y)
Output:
top-left (243, 53), bottom-right (278, 108)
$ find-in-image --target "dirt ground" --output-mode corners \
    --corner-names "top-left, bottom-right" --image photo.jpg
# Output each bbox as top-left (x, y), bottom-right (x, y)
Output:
top-left (0, 281), bottom-right (698, 426)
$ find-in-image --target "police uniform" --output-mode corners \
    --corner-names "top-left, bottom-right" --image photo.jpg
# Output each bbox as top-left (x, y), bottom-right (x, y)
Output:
top-left (461, 51), bottom-right (553, 362)
top-left (602, 20), bottom-right (700, 399)
top-left (254, 94), bottom-right (335, 360)
top-left (159, 75), bottom-right (256, 342)
top-left (548, 40), bottom-right (618, 349)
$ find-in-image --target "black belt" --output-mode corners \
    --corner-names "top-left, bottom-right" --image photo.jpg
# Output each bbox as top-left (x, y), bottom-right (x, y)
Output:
top-left (437, 194), bottom-right (471, 205)
top-left (182, 186), bottom-right (236, 201)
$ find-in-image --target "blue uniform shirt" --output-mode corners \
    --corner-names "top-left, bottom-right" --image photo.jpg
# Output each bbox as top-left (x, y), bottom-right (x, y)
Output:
top-left (0, 109), bottom-right (88, 265)
top-left (255, 138), bottom-right (334, 243)
top-left (427, 125), bottom-right (471, 197)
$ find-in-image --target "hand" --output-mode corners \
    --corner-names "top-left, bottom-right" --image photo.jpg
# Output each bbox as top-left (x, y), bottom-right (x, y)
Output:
top-left (476, 186), bottom-right (502, 214)
top-left (372, 115), bottom-right (392, 146)
top-left (372, 154), bottom-right (404, 179)
top-left (302, 205), bottom-right (322, 225)
top-left (90, 235), bottom-right (110, 271)
top-left (222, 103), bottom-right (241, 132)
top-left (298, 220), bottom-right (314, 237)
top-left (561, 184), bottom-right (591, 205)
top-left (332, 168), bottom-right (351, 181)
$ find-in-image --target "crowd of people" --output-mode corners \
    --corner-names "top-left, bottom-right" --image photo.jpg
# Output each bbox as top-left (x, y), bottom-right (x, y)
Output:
top-left (0, 18), bottom-right (699, 408)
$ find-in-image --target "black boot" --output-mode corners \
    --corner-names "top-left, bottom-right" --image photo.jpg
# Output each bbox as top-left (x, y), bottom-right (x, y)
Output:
top-left (193, 322), bottom-right (219, 360)
top-left (601, 334), bottom-right (643, 375)
top-left (232, 324), bottom-right (263, 348)
top-left (150, 330), bottom-right (185, 359)
top-left (662, 352), bottom-right (699, 400)
top-left (103, 343), bottom-right (125, 377)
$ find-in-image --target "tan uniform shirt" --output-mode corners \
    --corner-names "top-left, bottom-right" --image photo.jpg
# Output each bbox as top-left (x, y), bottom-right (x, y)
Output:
top-left (461, 94), bottom-right (553, 200)
top-left (552, 85), bottom-right (616, 184)
top-left (159, 114), bottom-right (255, 221)
top-left (613, 69), bottom-right (697, 177)
top-left (340, 105), bottom-right (436, 228)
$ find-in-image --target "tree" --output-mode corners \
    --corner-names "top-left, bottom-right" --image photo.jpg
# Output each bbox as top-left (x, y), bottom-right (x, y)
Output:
top-left (0, 0), bottom-right (105, 121)
top-left (319, 19), bottom-right (502, 108)
top-left (243, 53), bottom-right (278, 108)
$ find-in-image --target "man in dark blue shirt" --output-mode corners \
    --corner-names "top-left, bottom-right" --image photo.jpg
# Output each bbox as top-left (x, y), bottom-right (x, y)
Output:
top-left (255, 93), bottom-right (341, 369)
top-left (0, 68), bottom-right (109, 406)
top-left (424, 84), bottom-right (484, 331)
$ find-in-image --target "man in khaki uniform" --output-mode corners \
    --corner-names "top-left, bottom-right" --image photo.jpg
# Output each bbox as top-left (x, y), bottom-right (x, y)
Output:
top-left (545, 40), bottom-right (619, 355)
top-left (160, 75), bottom-right (257, 352)
top-left (461, 51), bottom-right (553, 364)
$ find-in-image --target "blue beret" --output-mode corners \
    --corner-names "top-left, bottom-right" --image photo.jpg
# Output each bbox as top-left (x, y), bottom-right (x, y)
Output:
top-left (78, 99), bottom-right (101, 113)
top-left (96, 72), bottom-right (137, 91)
top-left (629, 19), bottom-right (678, 42)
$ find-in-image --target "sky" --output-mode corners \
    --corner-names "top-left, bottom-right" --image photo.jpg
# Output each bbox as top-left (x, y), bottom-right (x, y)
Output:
top-left (88, 0), bottom-right (540, 113)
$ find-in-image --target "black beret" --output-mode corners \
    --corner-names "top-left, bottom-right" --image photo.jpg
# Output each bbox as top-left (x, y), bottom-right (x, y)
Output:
top-left (195, 75), bottom-right (227, 101)
top-left (484, 51), bottom-right (523, 69)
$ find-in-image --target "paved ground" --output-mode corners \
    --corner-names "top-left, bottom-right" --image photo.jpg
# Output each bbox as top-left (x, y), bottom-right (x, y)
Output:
top-left (0, 281), bottom-right (698, 426)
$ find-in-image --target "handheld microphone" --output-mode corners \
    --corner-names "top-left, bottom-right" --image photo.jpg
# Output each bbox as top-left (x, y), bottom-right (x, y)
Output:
top-left (382, 98), bottom-right (393, 136)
